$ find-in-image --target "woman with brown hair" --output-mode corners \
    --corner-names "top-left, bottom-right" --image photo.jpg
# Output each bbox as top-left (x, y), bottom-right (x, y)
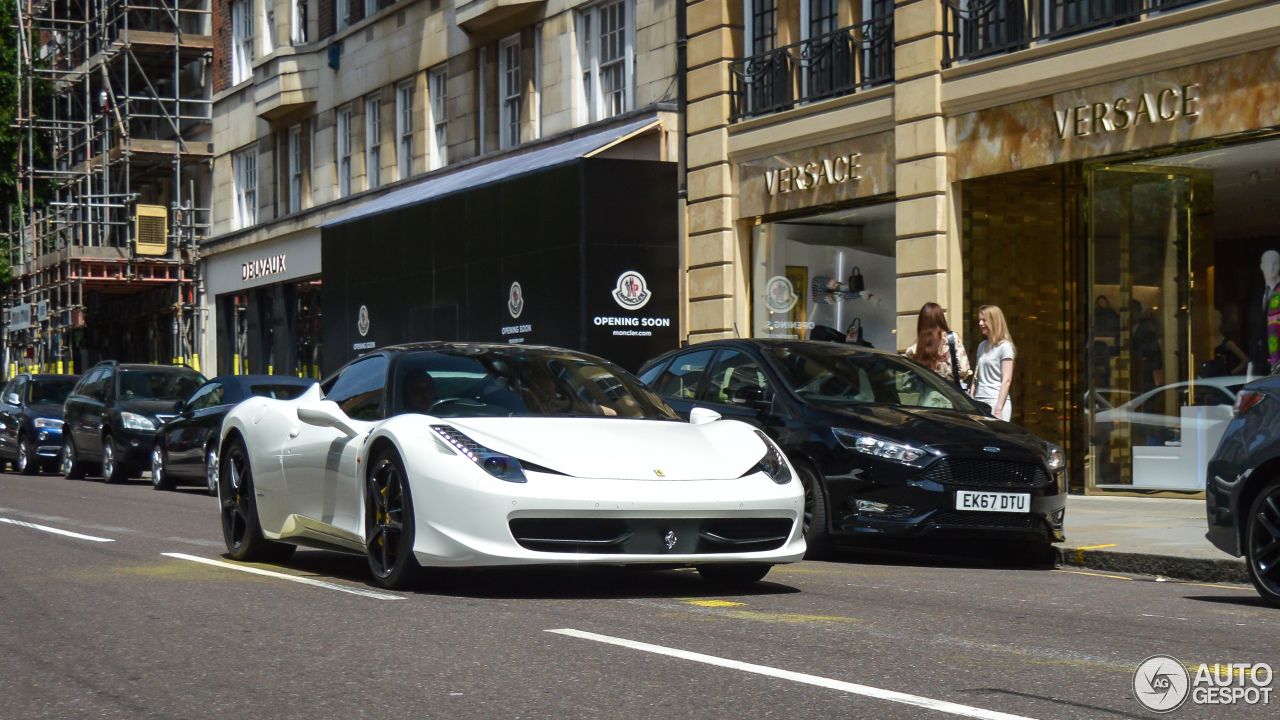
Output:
top-left (904, 302), bottom-right (972, 388)
top-left (973, 304), bottom-right (1016, 421)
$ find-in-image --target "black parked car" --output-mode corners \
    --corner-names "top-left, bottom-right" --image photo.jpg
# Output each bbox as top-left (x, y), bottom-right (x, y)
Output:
top-left (638, 340), bottom-right (1067, 557)
top-left (151, 374), bottom-right (316, 495)
top-left (61, 361), bottom-right (206, 483)
top-left (0, 373), bottom-right (80, 474)
top-left (1207, 374), bottom-right (1280, 607)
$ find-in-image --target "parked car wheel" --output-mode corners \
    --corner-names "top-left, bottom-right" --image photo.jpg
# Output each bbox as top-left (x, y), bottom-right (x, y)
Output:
top-left (204, 446), bottom-right (219, 497)
top-left (17, 434), bottom-right (38, 475)
top-left (795, 462), bottom-right (833, 560)
top-left (1245, 478), bottom-right (1280, 608)
top-left (220, 437), bottom-right (294, 562)
top-left (101, 435), bottom-right (128, 484)
top-left (61, 436), bottom-right (85, 480)
top-left (365, 448), bottom-right (421, 590)
top-left (696, 563), bottom-right (772, 586)
top-left (151, 442), bottom-right (174, 491)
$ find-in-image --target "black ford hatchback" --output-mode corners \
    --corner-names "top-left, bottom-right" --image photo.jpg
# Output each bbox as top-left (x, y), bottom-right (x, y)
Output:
top-left (638, 340), bottom-right (1067, 557)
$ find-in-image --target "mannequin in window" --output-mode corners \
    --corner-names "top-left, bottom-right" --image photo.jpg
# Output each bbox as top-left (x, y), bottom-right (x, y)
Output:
top-left (1264, 250), bottom-right (1280, 372)
top-left (1200, 309), bottom-right (1248, 378)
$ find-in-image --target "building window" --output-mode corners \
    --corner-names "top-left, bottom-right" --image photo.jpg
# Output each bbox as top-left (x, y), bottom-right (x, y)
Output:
top-left (336, 0), bottom-right (350, 31)
top-left (578, 0), bottom-right (632, 124)
top-left (745, 0), bottom-right (777, 56)
top-left (428, 68), bottom-right (447, 170)
top-left (232, 148), bottom-right (257, 229)
top-left (364, 0), bottom-right (377, 20)
top-left (261, 0), bottom-right (274, 56)
top-left (230, 0), bottom-right (254, 85)
top-left (366, 96), bottom-right (382, 189)
top-left (397, 81), bottom-right (416, 178)
top-left (288, 125), bottom-right (303, 213)
top-left (309, 120), bottom-right (318, 205)
top-left (336, 104), bottom-right (353, 197)
top-left (807, 0), bottom-right (838, 39)
top-left (499, 35), bottom-right (521, 149)
top-left (478, 47), bottom-right (487, 155)
top-left (291, 0), bottom-right (308, 44)
top-left (533, 24), bottom-right (542, 140)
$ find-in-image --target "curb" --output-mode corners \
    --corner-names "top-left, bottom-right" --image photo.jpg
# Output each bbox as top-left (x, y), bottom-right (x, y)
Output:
top-left (1056, 546), bottom-right (1249, 585)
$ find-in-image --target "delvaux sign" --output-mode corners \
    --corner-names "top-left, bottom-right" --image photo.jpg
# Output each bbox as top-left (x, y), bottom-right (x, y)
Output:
top-left (1054, 83), bottom-right (1200, 138)
top-left (738, 132), bottom-right (895, 219)
top-left (242, 253), bottom-right (287, 281)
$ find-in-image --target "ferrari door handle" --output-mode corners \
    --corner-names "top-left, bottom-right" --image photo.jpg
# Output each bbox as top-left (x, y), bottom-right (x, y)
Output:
top-left (288, 427), bottom-right (300, 438)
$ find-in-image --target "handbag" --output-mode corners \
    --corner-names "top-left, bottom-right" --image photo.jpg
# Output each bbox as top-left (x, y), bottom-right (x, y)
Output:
top-left (947, 332), bottom-right (966, 390)
top-left (846, 317), bottom-right (873, 348)
top-left (848, 267), bottom-right (865, 294)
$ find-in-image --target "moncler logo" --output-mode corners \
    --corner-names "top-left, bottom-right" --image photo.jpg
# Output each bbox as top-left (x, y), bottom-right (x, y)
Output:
top-left (508, 282), bottom-right (524, 319)
top-left (357, 305), bottom-right (370, 337)
top-left (613, 271), bottom-right (651, 310)
top-left (764, 275), bottom-right (798, 313)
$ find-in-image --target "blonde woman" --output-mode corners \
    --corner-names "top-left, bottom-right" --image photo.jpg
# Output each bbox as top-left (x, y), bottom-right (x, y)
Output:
top-left (973, 305), bottom-right (1015, 421)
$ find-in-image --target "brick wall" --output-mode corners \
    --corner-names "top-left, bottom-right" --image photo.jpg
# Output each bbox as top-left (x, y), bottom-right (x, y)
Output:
top-left (212, 0), bottom-right (230, 93)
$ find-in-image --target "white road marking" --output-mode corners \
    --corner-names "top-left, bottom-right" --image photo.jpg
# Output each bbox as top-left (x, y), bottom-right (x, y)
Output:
top-left (162, 553), bottom-right (404, 600)
top-left (547, 628), bottom-right (1038, 720)
top-left (0, 517), bottom-right (114, 542)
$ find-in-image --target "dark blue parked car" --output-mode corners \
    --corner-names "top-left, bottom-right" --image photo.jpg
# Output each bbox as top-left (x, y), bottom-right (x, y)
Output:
top-left (0, 373), bottom-right (80, 474)
top-left (1207, 373), bottom-right (1280, 607)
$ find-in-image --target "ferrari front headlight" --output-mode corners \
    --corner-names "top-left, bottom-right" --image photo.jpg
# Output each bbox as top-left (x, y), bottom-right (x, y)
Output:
top-left (120, 412), bottom-right (157, 431)
top-left (431, 425), bottom-right (527, 483)
top-left (748, 429), bottom-right (792, 485)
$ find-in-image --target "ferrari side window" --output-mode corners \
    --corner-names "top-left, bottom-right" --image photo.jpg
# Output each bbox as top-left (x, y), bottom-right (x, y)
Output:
top-left (651, 350), bottom-right (714, 401)
top-left (326, 355), bottom-right (388, 420)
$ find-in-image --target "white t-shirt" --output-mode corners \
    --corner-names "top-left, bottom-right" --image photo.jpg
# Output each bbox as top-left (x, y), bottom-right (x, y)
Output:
top-left (974, 340), bottom-right (1014, 401)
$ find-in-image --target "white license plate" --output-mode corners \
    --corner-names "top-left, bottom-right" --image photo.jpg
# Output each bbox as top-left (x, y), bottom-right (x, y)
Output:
top-left (955, 490), bottom-right (1031, 513)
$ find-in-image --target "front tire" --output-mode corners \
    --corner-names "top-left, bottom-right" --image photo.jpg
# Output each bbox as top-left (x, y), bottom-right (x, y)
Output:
top-left (61, 436), bottom-right (85, 480)
top-left (17, 434), bottom-right (37, 475)
top-left (219, 437), bottom-right (295, 562)
top-left (204, 446), bottom-right (219, 497)
top-left (101, 435), bottom-right (128, 484)
top-left (151, 442), bottom-right (174, 491)
top-left (796, 462), bottom-right (833, 560)
top-left (365, 448), bottom-right (420, 590)
top-left (1245, 479), bottom-right (1280, 608)
top-left (696, 563), bottom-right (772, 586)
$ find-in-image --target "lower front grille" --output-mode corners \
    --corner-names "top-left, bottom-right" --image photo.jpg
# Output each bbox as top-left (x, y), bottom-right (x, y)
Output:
top-left (929, 510), bottom-right (1045, 530)
top-left (509, 517), bottom-right (793, 554)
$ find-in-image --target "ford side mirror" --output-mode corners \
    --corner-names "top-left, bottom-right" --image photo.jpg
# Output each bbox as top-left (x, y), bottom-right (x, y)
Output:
top-left (731, 385), bottom-right (767, 409)
top-left (297, 402), bottom-right (358, 437)
top-left (689, 407), bottom-right (721, 425)
top-left (173, 399), bottom-right (185, 412)
top-left (5, 393), bottom-right (19, 405)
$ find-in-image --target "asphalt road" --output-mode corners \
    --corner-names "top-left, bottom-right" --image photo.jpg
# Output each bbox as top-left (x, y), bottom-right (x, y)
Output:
top-left (0, 470), bottom-right (1275, 720)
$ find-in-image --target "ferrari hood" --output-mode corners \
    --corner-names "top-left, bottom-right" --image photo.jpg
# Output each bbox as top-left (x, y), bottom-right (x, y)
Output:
top-left (439, 417), bottom-right (767, 480)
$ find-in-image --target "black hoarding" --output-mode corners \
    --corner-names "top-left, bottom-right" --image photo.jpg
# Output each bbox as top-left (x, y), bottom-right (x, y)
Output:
top-left (321, 158), bottom-right (679, 374)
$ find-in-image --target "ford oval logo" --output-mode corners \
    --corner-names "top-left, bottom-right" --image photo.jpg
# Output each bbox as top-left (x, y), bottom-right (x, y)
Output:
top-left (984, 446), bottom-right (1001, 453)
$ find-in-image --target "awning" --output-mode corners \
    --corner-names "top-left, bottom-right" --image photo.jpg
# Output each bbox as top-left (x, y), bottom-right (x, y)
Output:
top-left (322, 117), bottom-right (662, 228)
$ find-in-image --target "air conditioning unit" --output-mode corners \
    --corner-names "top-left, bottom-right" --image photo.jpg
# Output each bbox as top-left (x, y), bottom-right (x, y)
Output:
top-left (135, 205), bottom-right (169, 256)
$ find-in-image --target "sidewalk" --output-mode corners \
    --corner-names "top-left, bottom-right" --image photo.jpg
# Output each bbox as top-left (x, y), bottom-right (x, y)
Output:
top-left (1057, 495), bottom-right (1249, 584)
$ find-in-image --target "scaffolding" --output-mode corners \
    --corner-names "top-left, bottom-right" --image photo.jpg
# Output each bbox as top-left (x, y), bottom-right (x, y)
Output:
top-left (5, 0), bottom-right (211, 376)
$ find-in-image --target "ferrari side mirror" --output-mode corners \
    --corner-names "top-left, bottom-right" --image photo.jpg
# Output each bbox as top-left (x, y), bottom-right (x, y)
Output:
top-left (297, 402), bottom-right (358, 437)
top-left (689, 407), bottom-right (721, 425)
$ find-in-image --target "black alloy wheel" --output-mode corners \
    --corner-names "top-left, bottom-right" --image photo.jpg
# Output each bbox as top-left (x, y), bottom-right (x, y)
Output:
top-left (101, 435), bottom-right (127, 484)
top-left (61, 436), bottom-right (85, 480)
top-left (219, 438), bottom-right (295, 562)
top-left (17, 434), bottom-right (37, 475)
top-left (365, 448), bottom-right (420, 590)
top-left (696, 563), bottom-right (772, 586)
top-left (1245, 479), bottom-right (1280, 608)
top-left (204, 446), bottom-right (219, 497)
top-left (151, 442), bottom-right (174, 491)
top-left (795, 462), bottom-right (833, 559)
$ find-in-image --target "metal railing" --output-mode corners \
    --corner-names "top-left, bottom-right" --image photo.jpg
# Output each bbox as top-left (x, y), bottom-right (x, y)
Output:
top-left (943, 0), bottom-right (1209, 65)
top-left (729, 16), bottom-right (894, 122)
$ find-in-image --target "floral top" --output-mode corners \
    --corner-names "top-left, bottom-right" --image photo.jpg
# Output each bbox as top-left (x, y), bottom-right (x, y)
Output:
top-left (905, 333), bottom-right (973, 385)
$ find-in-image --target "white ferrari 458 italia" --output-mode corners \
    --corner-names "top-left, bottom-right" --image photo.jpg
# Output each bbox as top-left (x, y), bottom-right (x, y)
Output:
top-left (217, 343), bottom-right (805, 589)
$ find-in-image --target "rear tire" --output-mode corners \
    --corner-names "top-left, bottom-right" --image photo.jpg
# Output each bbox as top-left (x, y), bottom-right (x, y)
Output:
top-left (696, 563), bottom-right (772, 586)
top-left (61, 436), bottom-right (85, 480)
top-left (151, 442), bottom-right (174, 491)
top-left (796, 462), bottom-right (834, 560)
top-left (365, 448), bottom-right (421, 590)
top-left (101, 435), bottom-right (128, 484)
top-left (17, 434), bottom-right (37, 475)
top-left (1245, 479), bottom-right (1280, 608)
top-left (219, 437), bottom-right (295, 562)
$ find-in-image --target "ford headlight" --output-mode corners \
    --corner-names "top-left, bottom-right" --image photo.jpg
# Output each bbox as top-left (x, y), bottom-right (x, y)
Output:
top-left (1043, 442), bottom-right (1066, 471)
top-left (120, 412), bottom-right (157, 431)
top-left (34, 417), bottom-right (64, 429)
top-left (432, 425), bottom-right (527, 483)
top-left (747, 429), bottom-right (792, 484)
top-left (833, 428), bottom-right (929, 465)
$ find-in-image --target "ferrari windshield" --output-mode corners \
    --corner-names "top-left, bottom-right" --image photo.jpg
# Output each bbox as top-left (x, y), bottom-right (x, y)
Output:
top-left (765, 343), bottom-right (981, 411)
top-left (392, 349), bottom-right (681, 420)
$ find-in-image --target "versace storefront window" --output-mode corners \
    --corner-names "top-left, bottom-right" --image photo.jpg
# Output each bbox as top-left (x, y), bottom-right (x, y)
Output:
top-left (1089, 136), bottom-right (1280, 491)
top-left (751, 200), bottom-right (897, 349)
